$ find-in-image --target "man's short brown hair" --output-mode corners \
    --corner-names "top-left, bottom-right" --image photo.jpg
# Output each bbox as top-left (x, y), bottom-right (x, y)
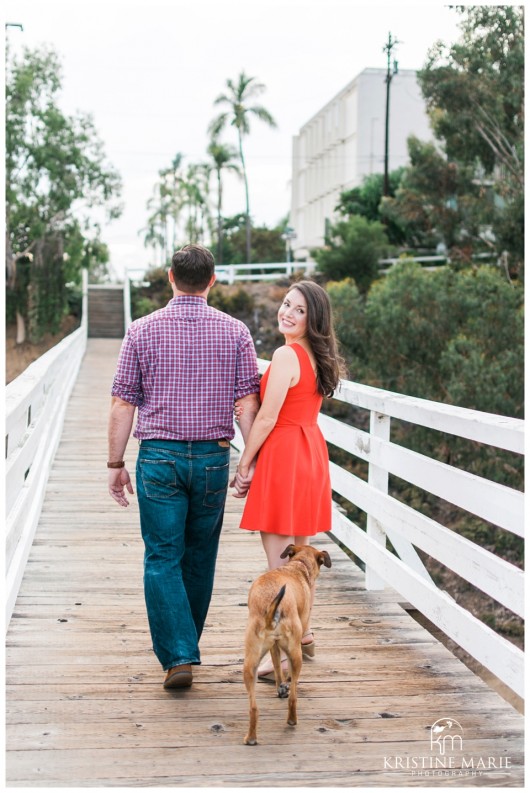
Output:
top-left (171, 244), bottom-right (215, 292)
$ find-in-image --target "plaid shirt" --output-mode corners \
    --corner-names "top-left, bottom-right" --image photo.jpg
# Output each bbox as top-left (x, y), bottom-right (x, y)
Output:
top-left (111, 295), bottom-right (260, 441)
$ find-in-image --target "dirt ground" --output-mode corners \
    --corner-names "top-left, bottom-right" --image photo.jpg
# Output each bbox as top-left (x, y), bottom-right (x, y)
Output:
top-left (5, 315), bottom-right (80, 384)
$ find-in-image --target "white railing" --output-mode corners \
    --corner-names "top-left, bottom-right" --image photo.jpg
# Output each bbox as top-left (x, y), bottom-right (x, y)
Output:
top-left (5, 270), bottom-right (89, 625)
top-left (125, 252), bottom-right (497, 291)
top-left (231, 360), bottom-right (525, 699)
top-left (215, 262), bottom-right (315, 284)
top-left (379, 252), bottom-right (496, 273)
top-left (217, 258), bottom-right (407, 284)
top-left (215, 253), bottom-right (497, 283)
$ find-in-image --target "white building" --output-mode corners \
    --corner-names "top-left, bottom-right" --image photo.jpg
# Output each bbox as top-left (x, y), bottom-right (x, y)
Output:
top-left (290, 68), bottom-right (434, 256)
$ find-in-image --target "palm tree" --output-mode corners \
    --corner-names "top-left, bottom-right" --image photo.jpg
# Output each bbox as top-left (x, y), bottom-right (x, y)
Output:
top-left (206, 139), bottom-right (241, 264)
top-left (144, 183), bottom-right (172, 265)
top-left (140, 214), bottom-right (165, 266)
top-left (182, 162), bottom-right (210, 244)
top-left (209, 72), bottom-right (277, 263)
top-left (158, 153), bottom-right (186, 252)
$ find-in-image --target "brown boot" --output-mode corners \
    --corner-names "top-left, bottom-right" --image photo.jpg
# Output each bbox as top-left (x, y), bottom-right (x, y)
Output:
top-left (163, 663), bottom-right (193, 689)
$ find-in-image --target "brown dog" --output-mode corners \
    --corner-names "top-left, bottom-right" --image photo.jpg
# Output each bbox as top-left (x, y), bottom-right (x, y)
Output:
top-left (243, 544), bottom-right (332, 745)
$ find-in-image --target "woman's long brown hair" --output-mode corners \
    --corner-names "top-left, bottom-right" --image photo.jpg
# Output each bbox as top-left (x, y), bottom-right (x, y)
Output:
top-left (288, 280), bottom-right (346, 397)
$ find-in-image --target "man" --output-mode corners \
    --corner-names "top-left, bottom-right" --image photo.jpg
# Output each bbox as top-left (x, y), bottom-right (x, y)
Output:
top-left (108, 244), bottom-right (260, 689)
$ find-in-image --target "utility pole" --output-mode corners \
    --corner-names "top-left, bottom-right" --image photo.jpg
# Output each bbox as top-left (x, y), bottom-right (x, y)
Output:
top-left (383, 32), bottom-right (399, 197)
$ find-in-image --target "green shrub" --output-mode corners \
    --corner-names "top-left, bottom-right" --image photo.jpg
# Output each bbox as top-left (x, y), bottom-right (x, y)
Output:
top-left (132, 296), bottom-right (157, 320)
top-left (209, 285), bottom-right (254, 317)
top-left (313, 215), bottom-right (389, 292)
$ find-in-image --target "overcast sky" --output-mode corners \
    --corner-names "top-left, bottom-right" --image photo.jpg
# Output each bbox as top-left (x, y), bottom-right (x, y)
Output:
top-left (5, 0), bottom-right (465, 277)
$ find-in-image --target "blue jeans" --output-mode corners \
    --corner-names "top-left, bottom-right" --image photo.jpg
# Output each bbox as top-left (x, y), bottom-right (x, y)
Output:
top-left (136, 439), bottom-right (230, 670)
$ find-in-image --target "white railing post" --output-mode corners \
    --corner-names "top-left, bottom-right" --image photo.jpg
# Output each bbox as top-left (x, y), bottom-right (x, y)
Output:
top-left (81, 267), bottom-right (88, 329)
top-left (365, 411), bottom-right (390, 589)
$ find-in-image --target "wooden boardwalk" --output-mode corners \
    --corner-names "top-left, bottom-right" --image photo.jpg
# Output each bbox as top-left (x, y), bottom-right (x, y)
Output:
top-left (6, 339), bottom-right (524, 787)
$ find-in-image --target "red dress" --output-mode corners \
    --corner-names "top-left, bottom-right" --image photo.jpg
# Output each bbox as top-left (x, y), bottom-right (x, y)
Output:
top-left (240, 343), bottom-right (331, 536)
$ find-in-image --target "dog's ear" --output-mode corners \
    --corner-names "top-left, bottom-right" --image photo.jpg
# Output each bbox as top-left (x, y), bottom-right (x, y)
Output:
top-left (318, 550), bottom-right (332, 569)
top-left (280, 544), bottom-right (297, 559)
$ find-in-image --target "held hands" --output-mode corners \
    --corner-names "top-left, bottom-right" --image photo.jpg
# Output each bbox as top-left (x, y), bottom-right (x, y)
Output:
top-left (231, 400), bottom-right (252, 496)
top-left (108, 467), bottom-right (134, 507)
top-left (230, 460), bottom-right (255, 498)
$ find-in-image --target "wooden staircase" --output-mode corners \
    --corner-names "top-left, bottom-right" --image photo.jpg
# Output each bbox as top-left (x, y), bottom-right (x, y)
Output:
top-left (87, 286), bottom-right (125, 338)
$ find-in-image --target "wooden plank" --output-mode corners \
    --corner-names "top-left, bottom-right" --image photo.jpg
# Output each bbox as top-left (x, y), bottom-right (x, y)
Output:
top-left (5, 339), bottom-right (524, 788)
top-left (5, 743), bottom-right (524, 785)
top-left (7, 713), bottom-right (524, 751)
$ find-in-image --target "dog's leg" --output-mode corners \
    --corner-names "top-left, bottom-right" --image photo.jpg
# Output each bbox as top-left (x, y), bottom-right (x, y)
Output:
top-left (286, 646), bottom-right (303, 726)
top-left (243, 641), bottom-right (261, 745)
top-left (270, 642), bottom-right (290, 698)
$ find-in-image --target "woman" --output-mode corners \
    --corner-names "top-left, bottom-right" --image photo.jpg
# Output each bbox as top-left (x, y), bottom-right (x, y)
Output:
top-left (232, 280), bottom-right (345, 678)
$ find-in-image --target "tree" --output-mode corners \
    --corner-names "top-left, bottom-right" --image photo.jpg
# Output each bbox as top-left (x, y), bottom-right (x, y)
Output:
top-left (420, 7), bottom-right (523, 176)
top-left (361, 261), bottom-right (524, 416)
top-left (383, 136), bottom-right (490, 254)
top-left (325, 278), bottom-right (365, 366)
top-left (142, 154), bottom-right (211, 263)
top-left (209, 72), bottom-right (277, 263)
top-left (327, 263), bottom-right (524, 570)
top-left (336, 169), bottom-right (406, 245)
top-left (206, 138), bottom-right (241, 264)
top-left (143, 177), bottom-right (172, 266)
top-left (6, 45), bottom-right (121, 342)
top-left (160, 153), bottom-right (186, 253)
top-left (130, 266), bottom-right (172, 319)
top-left (182, 162), bottom-right (211, 245)
top-left (328, 262), bottom-right (523, 484)
top-left (313, 215), bottom-right (389, 293)
top-left (141, 204), bottom-right (167, 268)
top-left (221, 215), bottom-right (287, 265)
top-left (79, 234), bottom-right (110, 283)
top-left (142, 153), bottom-right (186, 265)
top-left (418, 5), bottom-right (524, 278)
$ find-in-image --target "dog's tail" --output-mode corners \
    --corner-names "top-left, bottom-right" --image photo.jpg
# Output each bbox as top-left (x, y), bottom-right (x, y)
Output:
top-left (265, 584), bottom-right (286, 630)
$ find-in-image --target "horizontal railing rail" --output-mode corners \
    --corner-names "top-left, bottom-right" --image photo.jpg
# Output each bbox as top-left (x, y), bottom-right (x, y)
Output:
top-left (215, 253), bottom-right (498, 283)
top-left (378, 252), bottom-right (496, 271)
top-left (5, 270), bottom-right (89, 625)
top-left (126, 252), bottom-right (498, 290)
top-left (231, 359), bottom-right (524, 698)
top-left (215, 262), bottom-right (314, 284)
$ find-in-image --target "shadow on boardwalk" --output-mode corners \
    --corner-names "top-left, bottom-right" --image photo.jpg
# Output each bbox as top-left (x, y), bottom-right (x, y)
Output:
top-left (5, 340), bottom-right (524, 787)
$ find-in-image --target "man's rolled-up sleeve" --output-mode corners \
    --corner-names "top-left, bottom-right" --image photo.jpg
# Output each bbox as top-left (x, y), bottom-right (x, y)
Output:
top-left (111, 330), bottom-right (144, 406)
top-left (234, 328), bottom-right (260, 400)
